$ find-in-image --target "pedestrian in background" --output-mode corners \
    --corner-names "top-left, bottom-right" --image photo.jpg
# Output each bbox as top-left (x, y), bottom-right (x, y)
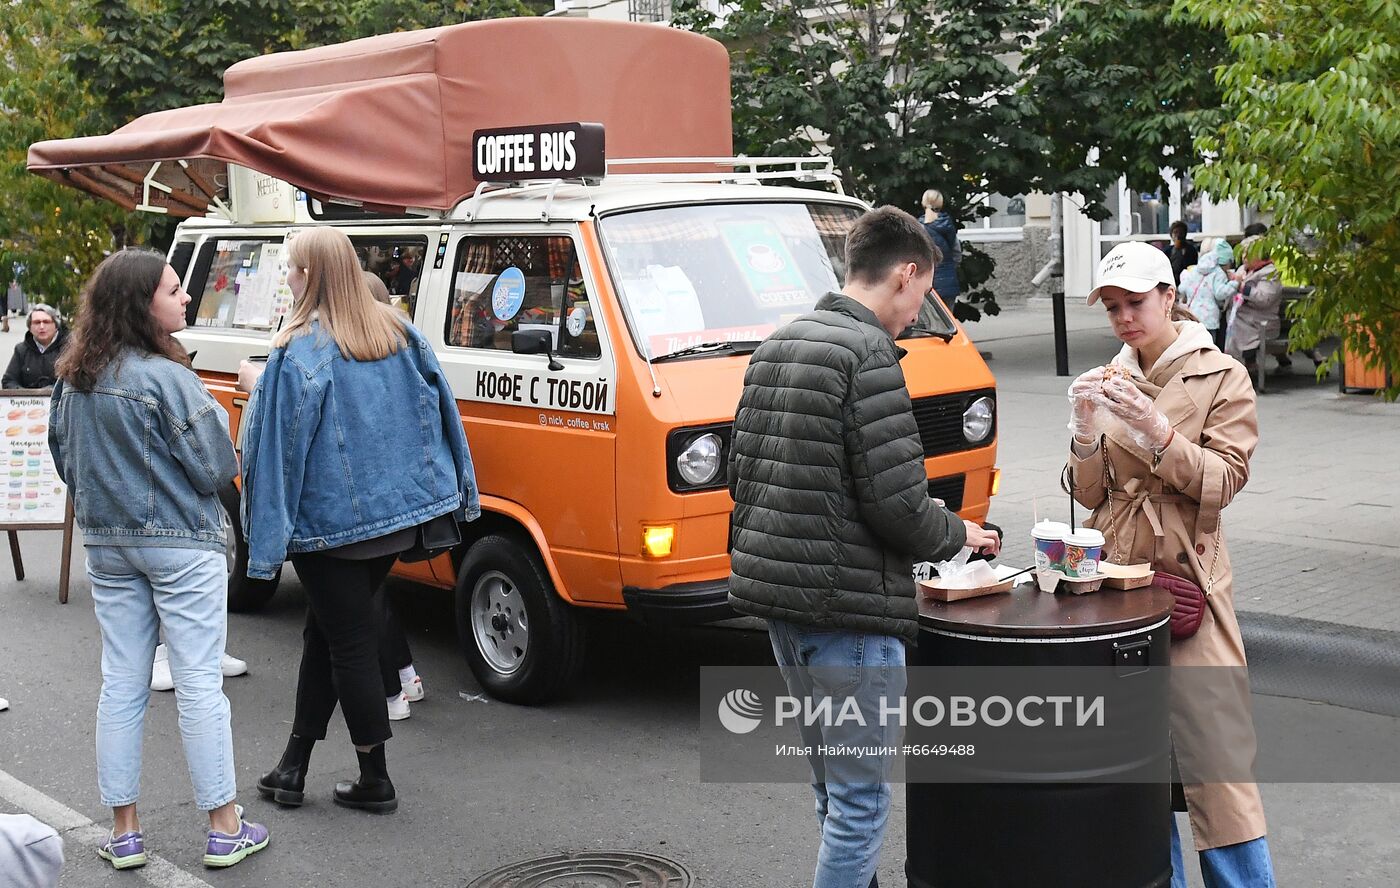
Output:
top-left (1225, 236), bottom-right (1283, 381)
top-left (363, 269), bottom-right (428, 720)
top-left (728, 206), bottom-right (1001, 888)
top-left (244, 228), bottom-right (476, 814)
top-left (3, 305), bottom-right (68, 389)
top-left (1162, 220), bottom-right (1199, 285)
top-left (1177, 238), bottom-right (1237, 352)
top-left (919, 189), bottom-right (961, 302)
top-left (50, 249), bottom-right (268, 871)
top-left (1068, 241), bottom-right (1276, 887)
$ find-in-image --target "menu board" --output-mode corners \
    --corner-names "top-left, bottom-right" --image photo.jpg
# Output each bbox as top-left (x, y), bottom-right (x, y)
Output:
top-left (1, 392), bottom-right (67, 524)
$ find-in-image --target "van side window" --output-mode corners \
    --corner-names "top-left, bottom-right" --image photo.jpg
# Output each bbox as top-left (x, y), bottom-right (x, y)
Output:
top-left (187, 237), bottom-right (287, 331)
top-left (349, 237), bottom-right (429, 317)
top-left (445, 235), bottom-right (600, 359)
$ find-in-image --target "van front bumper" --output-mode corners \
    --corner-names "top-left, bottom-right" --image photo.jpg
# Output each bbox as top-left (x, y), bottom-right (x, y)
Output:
top-left (622, 579), bottom-right (734, 624)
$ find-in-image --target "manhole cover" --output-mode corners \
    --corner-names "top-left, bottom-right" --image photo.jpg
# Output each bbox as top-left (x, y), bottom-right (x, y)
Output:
top-left (466, 850), bottom-right (692, 888)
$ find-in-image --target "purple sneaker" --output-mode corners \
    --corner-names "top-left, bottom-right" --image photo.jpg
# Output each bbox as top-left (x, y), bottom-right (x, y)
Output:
top-left (96, 830), bottom-right (148, 870)
top-left (203, 815), bottom-right (270, 868)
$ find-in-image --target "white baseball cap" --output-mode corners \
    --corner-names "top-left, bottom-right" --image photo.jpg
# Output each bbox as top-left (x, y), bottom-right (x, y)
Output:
top-left (1087, 241), bottom-right (1176, 304)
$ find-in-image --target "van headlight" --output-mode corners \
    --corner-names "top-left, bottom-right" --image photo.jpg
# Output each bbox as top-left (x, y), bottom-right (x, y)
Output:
top-left (962, 396), bottom-right (995, 443)
top-left (677, 433), bottom-right (723, 486)
top-left (666, 425), bottom-right (731, 492)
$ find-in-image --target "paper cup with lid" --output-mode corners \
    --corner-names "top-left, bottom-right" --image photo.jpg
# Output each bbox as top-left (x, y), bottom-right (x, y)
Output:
top-left (1062, 528), bottom-right (1106, 578)
top-left (1031, 520), bottom-right (1071, 573)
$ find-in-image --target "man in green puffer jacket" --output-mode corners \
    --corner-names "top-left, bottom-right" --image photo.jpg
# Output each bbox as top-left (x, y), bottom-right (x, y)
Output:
top-left (728, 206), bottom-right (1001, 888)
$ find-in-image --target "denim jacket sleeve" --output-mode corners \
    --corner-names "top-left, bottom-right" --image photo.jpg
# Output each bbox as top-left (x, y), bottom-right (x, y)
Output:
top-left (164, 373), bottom-right (238, 496)
top-left (416, 338), bottom-right (479, 520)
top-left (241, 355), bottom-right (327, 579)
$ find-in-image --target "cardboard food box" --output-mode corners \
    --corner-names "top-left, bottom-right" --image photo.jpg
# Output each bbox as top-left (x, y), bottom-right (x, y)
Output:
top-left (919, 564), bottom-right (1026, 602)
top-left (1100, 562), bottom-right (1155, 590)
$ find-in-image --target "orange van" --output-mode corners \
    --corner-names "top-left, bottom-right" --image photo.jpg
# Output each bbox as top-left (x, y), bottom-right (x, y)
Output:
top-left (28, 19), bottom-right (999, 703)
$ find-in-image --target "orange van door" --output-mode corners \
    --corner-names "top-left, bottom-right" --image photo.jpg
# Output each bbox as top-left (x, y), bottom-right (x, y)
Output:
top-left (418, 228), bottom-right (621, 605)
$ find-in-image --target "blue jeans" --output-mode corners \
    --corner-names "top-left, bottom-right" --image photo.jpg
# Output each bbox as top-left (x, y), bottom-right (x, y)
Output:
top-left (768, 620), bottom-right (907, 888)
top-left (1172, 816), bottom-right (1277, 888)
top-left (87, 546), bottom-right (235, 811)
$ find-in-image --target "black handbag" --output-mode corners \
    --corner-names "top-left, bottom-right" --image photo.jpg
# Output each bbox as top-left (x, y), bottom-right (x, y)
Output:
top-left (398, 512), bottom-right (461, 563)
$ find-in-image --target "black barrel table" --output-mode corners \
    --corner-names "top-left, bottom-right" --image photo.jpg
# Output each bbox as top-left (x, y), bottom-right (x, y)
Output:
top-left (906, 583), bottom-right (1177, 888)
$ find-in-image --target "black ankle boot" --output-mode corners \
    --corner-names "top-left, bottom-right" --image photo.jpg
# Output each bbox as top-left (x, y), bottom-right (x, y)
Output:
top-left (333, 744), bottom-right (397, 814)
top-left (257, 734), bottom-right (315, 806)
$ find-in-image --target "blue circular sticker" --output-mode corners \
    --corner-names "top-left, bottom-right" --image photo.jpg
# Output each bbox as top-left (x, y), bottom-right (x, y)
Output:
top-left (491, 266), bottom-right (526, 321)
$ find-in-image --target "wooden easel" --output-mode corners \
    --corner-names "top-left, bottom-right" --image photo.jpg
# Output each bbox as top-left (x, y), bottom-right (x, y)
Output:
top-left (2, 496), bottom-right (75, 603)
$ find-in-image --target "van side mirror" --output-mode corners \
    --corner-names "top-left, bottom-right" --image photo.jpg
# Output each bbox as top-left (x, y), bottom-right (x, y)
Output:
top-left (511, 329), bottom-right (564, 371)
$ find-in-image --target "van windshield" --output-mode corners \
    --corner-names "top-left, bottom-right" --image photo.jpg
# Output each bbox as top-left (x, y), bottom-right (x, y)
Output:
top-left (598, 202), bottom-right (957, 360)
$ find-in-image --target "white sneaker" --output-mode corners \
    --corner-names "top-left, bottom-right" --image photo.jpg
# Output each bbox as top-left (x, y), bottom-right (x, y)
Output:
top-left (221, 652), bottom-right (249, 678)
top-left (387, 692), bottom-right (411, 721)
top-left (401, 675), bottom-right (424, 703)
top-left (152, 646), bottom-right (247, 690)
top-left (150, 645), bottom-right (174, 692)
top-left (0, 697), bottom-right (9, 711)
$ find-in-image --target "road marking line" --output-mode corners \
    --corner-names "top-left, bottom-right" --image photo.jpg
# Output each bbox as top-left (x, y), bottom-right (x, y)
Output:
top-left (0, 767), bottom-right (217, 888)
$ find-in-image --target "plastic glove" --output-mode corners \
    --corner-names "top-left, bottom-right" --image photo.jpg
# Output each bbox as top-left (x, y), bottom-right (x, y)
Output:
top-left (1067, 366), bottom-right (1107, 437)
top-left (1100, 377), bottom-right (1172, 451)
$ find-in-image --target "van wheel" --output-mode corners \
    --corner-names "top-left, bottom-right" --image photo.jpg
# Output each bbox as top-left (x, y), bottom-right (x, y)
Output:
top-left (218, 487), bottom-right (281, 613)
top-left (455, 533), bottom-right (584, 705)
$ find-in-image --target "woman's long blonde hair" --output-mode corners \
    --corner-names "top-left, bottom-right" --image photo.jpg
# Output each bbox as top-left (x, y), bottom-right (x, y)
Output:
top-left (273, 227), bottom-right (406, 360)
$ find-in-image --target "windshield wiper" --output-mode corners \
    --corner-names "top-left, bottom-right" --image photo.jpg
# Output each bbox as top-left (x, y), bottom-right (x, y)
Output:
top-left (650, 340), bottom-right (762, 363)
top-left (900, 325), bottom-right (955, 342)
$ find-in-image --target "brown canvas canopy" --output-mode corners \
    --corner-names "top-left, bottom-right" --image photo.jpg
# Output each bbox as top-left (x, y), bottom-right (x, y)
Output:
top-left (27, 18), bottom-right (733, 217)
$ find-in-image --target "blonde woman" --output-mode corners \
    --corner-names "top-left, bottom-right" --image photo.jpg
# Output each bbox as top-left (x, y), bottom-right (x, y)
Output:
top-left (920, 189), bottom-right (961, 300)
top-left (242, 228), bottom-right (477, 813)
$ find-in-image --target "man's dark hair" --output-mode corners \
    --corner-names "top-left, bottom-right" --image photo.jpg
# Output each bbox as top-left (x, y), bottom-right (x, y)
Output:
top-left (1169, 220), bottom-right (1188, 240)
top-left (845, 206), bottom-right (940, 286)
top-left (1243, 222), bottom-right (1269, 237)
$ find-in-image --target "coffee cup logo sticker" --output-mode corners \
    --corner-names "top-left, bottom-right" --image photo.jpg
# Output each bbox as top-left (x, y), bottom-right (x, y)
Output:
top-left (746, 243), bottom-right (786, 274)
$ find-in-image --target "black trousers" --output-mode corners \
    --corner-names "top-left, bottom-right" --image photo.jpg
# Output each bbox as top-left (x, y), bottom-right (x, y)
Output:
top-left (289, 552), bottom-right (396, 747)
top-left (379, 599), bottom-right (414, 697)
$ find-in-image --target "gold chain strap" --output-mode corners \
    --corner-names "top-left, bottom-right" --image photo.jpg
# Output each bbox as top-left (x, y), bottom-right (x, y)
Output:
top-left (1103, 438), bottom-right (1222, 595)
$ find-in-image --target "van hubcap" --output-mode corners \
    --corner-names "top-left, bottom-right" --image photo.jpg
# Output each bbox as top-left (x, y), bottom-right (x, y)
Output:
top-left (471, 570), bottom-right (528, 675)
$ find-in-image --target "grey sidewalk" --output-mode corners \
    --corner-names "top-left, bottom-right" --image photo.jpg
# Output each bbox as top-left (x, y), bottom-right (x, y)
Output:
top-left (965, 298), bottom-right (1400, 634)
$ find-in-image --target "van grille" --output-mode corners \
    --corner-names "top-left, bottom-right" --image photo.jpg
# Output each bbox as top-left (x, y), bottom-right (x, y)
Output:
top-left (927, 475), bottom-right (965, 512)
top-left (911, 389), bottom-right (996, 457)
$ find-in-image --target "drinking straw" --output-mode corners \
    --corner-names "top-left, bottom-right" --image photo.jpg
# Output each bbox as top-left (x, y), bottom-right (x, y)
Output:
top-left (1068, 467), bottom-right (1077, 531)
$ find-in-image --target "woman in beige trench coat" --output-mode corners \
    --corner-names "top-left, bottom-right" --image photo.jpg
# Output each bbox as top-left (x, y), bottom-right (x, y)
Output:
top-left (1065, 242), bottom-right (1277, 888)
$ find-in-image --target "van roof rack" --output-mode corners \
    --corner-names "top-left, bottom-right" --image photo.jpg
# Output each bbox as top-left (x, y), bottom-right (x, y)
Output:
top-left (458, 155), bottom-right (846, 220)
top-left (604, 156), bottom-right (844, 192)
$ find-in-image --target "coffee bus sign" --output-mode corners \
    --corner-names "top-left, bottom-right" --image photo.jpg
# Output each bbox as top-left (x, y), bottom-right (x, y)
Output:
top-left (472, 122), bottom-right (606, 182)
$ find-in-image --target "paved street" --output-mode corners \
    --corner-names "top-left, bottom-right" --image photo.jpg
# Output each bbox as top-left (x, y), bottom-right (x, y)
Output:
top-left (3, 308), bottom-right (1399, 887)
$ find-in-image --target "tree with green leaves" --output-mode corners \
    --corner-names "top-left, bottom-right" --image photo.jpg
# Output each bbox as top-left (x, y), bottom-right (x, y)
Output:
top-left (675, 0), bottom-right (1233, 318)
top-left (3, 0), bottom-right (541, 314)
top-left (1023, 0), bottom-right (1227, 218)
top-left (0, 0), bottom-right (146, 315)
top-left (1174, 0), bottom-right (1399, 397)
top-left (674, 0), bottom-right (1052, 319)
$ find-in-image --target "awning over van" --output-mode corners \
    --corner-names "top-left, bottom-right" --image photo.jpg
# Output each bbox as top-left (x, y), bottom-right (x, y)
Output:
top-left (27, 18), bottom-right (733, 217)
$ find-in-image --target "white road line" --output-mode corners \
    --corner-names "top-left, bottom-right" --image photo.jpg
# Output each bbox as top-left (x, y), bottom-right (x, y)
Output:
top-left (0, 767), bottom-right (217, 888)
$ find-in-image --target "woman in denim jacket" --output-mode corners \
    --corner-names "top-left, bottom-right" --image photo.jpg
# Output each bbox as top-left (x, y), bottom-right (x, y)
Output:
top-left (50, 249), bottom-right (269, 870)
top-left (244, 228), bottom-right (476, 814)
